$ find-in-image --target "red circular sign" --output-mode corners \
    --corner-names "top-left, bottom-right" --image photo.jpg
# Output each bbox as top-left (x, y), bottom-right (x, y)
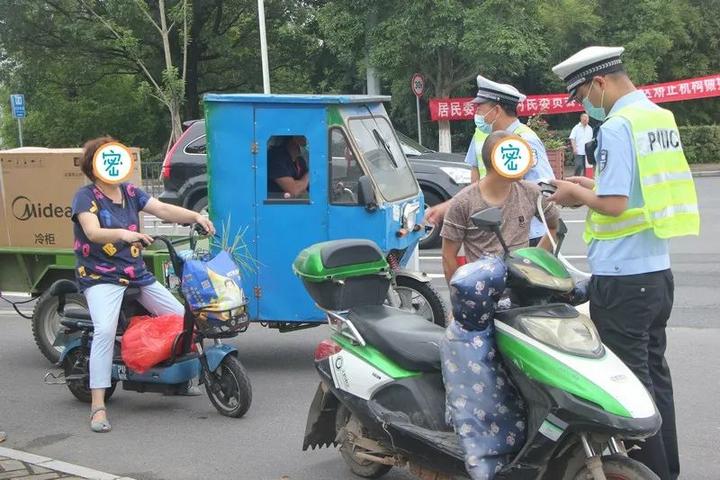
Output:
top-left (411, 73), bottom-right (425, 97)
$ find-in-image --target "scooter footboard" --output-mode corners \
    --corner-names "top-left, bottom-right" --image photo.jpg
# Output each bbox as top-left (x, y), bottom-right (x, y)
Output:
top-left (118, 354), bottom-right (200, 384)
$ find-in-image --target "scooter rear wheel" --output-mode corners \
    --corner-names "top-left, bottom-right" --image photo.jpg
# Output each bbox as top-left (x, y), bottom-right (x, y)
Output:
top-left (63, 347), bottom-right (116, 403)
top-left (205, 355), bottom-right (252, 418)
top-left (571, 454), bottom-right (659, 480)
top-left (335, 405), bottom-right (392, 479)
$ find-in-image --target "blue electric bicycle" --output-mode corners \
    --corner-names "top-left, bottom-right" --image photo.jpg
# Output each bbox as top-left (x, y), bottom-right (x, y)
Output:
top-left (46, 226), bottom-right (252, 418)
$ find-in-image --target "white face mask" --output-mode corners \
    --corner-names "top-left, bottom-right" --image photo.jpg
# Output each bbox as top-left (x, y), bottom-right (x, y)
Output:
top-left (473, 106), bottom-right (496, 134)
top-left (581, 81), bottom-right (606, 122)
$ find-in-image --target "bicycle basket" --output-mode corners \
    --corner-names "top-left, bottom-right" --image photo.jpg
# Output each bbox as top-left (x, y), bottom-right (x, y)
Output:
top-left (181, 250), bottom-right (249, 337)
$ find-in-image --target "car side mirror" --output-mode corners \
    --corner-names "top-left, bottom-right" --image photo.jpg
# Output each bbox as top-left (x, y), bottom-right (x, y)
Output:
top-left (470, 207), bottom-right (502, 231)
top-left (357, 176), bottom-right (377, 211)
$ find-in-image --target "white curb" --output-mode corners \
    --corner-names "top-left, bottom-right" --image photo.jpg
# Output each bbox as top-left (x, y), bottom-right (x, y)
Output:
top-left (0, 446), bottom-right (136, 480)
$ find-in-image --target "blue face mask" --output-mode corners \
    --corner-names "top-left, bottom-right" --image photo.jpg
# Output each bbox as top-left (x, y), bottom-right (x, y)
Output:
top-left (582, 82), bottom-right (606, 122)
top-left (473, 108), bottom-right (496, 134)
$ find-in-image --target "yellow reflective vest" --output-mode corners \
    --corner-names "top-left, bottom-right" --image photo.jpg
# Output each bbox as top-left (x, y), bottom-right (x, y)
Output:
top-left (583, 104), bottom-right (700, 243)
top-left (474, 124), bottom-right (533, 178)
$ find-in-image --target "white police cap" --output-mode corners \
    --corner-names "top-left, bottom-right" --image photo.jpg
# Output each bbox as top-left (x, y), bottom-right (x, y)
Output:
top-left (552, 46), bottom-right (625, 97)
top-left (472, 75), bottom-right (526, 106)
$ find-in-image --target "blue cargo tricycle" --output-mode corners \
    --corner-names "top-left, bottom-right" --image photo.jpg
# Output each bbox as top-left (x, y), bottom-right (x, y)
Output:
top-left (204, 94), bottom-right (446, 329)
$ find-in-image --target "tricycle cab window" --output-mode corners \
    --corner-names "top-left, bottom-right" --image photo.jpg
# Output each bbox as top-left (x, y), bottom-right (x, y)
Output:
top-left (266, 135), bottom-right (309, 201)
top-left (347, 116), bottom-right (418, 202)
top-left (329, 128), bottom-right (363, 205)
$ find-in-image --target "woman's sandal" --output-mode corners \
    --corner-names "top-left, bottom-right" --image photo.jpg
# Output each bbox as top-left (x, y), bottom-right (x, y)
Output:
top-left (90, 407), bottom-right (111, 433)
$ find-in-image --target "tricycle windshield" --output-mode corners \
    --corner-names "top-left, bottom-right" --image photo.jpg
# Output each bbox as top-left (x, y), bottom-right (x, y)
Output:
top-left (348, 116), bottom-right (419, 202)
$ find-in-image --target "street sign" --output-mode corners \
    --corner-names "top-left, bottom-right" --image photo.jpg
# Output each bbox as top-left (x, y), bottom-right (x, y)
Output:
top-left (411, 74), bottom-right (425, 98)
top-left (10, 94), bottom-right (26, 119)
top-left (411, 74), bottom-right (425, 145)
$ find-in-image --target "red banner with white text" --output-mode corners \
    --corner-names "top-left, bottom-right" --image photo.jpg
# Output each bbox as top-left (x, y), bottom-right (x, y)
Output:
top-left (429, 73), bottom-right (720, 121)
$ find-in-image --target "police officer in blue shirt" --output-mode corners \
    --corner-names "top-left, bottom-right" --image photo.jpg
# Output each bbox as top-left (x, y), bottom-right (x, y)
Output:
top-left (427, 75), bottom-right (555, 245)
top-left (550, 46), bottom-right (700, 480)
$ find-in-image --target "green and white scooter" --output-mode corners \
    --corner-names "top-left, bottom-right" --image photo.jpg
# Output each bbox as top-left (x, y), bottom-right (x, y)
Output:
top-left (296, 207), bottom-right (661, 480)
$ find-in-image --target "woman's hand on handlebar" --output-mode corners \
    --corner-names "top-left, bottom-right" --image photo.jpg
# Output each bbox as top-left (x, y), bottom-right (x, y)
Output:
top-left (121, 230), bottom-right (154, 246)
top-left (194, 214), bottom-right (216, 236)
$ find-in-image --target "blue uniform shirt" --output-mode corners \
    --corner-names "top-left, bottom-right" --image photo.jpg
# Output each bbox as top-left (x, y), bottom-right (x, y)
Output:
top-left (587, 90), bottom-right (670, 276)
top-left (464, 120), bottom-right (555, 239)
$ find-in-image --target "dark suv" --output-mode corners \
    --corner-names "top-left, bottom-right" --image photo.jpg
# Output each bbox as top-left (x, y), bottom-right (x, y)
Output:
top-left (159, 120), bottom-right (471, 248)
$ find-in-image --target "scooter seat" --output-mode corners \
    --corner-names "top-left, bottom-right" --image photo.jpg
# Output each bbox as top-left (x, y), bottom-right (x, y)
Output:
top-left (348, 305), bottom-right (443, 372)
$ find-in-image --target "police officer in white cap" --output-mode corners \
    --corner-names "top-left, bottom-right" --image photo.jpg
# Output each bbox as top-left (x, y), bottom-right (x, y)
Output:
top-left (426, 75), bottom-right (555, 246)
top-left (549, 46), bottom-right (700, 480)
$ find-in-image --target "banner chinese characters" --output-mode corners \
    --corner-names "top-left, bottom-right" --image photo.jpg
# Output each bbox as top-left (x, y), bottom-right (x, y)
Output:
top-left (429, 73), bottom-right (720, 121)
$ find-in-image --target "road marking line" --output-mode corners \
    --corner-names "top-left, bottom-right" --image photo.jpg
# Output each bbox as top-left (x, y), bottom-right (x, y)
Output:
top-left (563, 220), bottom-right (585, 223)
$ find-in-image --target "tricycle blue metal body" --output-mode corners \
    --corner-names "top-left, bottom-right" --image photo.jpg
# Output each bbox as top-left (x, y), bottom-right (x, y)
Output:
top-left (204, 94), bottom-right (425, 324)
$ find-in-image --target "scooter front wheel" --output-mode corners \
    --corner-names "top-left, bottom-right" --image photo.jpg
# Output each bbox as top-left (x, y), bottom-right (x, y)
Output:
top-left (205, 355), bottom-right (252, 418)
top-left (571, 454), bottom-right (659, 480)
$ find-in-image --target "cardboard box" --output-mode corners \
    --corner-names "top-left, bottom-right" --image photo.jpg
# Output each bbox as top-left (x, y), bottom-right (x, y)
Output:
top-left (0, 147), bottom-right (142, 249)
top-left (0, 166), bottom-right (9, 247)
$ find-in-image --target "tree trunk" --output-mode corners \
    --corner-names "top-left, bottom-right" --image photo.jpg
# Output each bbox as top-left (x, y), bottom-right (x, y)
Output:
top-left (438, 120), bottom-right (452, 153)
top-left (185, 38), bottom-right (201, 120)
top-left (436, 83), bottom-right (452, 153)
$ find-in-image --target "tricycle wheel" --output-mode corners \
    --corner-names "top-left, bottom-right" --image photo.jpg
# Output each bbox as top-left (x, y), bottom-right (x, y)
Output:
top-left (63, 347), bottom-right (116, 403)
top-left (205, 355), bottom-right (252, 418)
top-left (32, 289), bottom-right (86, 364)
top-left (393, 275), bottom-right (447, 327)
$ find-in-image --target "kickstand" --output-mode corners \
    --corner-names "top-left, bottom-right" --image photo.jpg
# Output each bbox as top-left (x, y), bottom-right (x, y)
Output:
top-left (44, 371), bottom-right (66, 385)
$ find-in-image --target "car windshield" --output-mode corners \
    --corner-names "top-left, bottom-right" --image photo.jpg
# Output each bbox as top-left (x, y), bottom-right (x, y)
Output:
top-left (395, 131), bottom-right (433, 156)
top-left (348, 116), bottom-right (419, 202)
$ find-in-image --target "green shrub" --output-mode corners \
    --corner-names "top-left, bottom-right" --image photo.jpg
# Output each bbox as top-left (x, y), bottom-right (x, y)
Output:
top-left (679, 125), bottom-right (720, 164)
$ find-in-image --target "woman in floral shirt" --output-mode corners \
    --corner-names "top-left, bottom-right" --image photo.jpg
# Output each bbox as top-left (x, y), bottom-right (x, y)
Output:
top-left (72, 137), bottom-right (214, 432)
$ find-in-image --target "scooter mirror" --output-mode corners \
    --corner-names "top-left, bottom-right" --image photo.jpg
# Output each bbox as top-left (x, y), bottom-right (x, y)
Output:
top-left (470, 207), bottom-right (502, 230)
top-left (357, 175), bottom-right (377, 211)
top-left (471, 208), bottom-right (510, 255)
top-left (557, 218), bottom-right (568, 237)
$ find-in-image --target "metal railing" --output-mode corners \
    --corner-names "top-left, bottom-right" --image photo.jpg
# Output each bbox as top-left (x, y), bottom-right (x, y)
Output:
top-left (139, 162), bottom-right (189, 236)
top-left (141, 163), bottom-right (164, 198)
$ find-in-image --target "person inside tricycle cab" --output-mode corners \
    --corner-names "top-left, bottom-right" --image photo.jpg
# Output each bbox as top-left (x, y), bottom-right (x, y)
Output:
top-left (268, 135), bottom-right (309, 199)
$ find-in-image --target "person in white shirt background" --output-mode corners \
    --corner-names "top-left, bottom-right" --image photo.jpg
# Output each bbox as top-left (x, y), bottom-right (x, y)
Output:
top-left (568, 113), bottom-right (594, 176)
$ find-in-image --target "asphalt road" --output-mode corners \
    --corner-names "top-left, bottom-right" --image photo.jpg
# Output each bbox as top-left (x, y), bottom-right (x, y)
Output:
top-left (0, 177), bottom-right (718, 480)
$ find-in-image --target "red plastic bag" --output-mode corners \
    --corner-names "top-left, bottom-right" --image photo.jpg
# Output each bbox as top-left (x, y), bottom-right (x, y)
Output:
top-left (121, 314), bottom-right (185, 373)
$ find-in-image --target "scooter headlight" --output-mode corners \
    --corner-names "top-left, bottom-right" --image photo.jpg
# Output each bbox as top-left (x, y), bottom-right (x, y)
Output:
top-left (518, 313), bottom-right (604, 358)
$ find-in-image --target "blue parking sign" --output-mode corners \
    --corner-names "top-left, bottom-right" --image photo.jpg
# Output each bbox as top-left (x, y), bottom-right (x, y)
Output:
top-left (10, 94), bottom-right (26, 119)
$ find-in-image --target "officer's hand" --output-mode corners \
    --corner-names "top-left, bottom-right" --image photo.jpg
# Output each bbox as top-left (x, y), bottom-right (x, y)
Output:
top-left (548, 180), bottom-right (584, 207)
top-left (565, 176), bottom-right (595, 190)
